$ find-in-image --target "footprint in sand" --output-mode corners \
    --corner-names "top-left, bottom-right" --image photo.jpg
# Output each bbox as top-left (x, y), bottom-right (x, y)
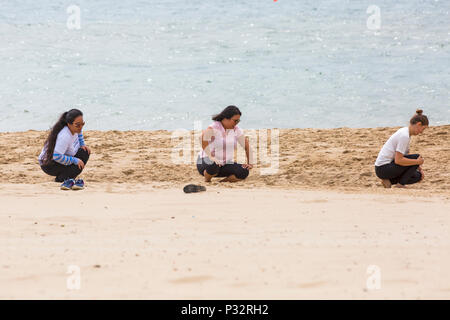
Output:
top-left (297, 280), bottom-right (328, 288)
top-left (169, 275), bottom-right (213, 284)
top-left (300, 199), bottom-right (328, 203)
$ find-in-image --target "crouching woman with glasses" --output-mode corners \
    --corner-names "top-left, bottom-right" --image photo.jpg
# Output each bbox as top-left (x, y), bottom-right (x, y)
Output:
top-left (38, 109), bottom-right (92, 190)
top-left (197, 105), bottom-right (254, 183)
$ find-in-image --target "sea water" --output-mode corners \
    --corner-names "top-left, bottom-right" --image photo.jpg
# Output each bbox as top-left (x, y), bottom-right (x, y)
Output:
top-left (0, 0), bottom-right (449, 132)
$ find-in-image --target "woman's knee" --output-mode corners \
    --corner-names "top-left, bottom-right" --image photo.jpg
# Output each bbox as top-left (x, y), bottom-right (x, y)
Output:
top-left (77, 148), bottom-right (90, 163)
top-left (234, 167), bottom-right (249, 180)
top-left (404, 154), bottom-right (420, 160)
top-left (405, 170), bottom-right (422, 185)
top-left (205, 164), bottom-right (220, 176)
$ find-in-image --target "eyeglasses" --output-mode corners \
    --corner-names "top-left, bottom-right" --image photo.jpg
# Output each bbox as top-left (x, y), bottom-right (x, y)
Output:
top-left (73, 122), bottom-right (85, 128)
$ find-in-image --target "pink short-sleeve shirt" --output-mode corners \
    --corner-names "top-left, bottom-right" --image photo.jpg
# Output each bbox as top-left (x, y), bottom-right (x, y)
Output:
top-left (199, 121), bottom-right (244, 165)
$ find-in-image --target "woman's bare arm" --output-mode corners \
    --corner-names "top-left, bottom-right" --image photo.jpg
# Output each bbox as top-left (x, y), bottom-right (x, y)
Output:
top-left (237, 134), bottom-right (254, 166)
top-left (200, 127), bottom-right (221, 165)
top-left (394, 152), bottom-right (424, 166)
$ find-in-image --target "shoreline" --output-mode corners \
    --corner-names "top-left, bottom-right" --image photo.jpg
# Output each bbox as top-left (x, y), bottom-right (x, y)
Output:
top-left (2, 123), bottom-right (450, 134)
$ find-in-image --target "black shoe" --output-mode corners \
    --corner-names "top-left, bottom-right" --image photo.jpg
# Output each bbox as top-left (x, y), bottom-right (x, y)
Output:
top-left (183, 184), bottom-right (206, 193)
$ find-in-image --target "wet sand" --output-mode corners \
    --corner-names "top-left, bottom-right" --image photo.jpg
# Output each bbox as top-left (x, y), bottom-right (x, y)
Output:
top-left (1, 184), bottom-right (449, 299)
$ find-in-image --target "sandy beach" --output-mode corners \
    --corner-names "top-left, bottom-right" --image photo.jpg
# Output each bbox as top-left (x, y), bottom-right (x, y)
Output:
top-left (0, 125), bottom-right (449, 191)
top-left (1, 184), bottom-right (450, 299)
top-left (1, 126), bottom-right (449, 299)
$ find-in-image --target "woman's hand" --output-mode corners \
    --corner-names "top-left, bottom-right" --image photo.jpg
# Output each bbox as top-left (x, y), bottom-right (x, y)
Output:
top-left (210, 157), bottom-right (223, 167)
top-left (77, 159), bottom-right (85, 170)
top-left (417, 156), bottom-right (424, 165)
top-left (242, 163), bottom-right (253, 170)
top-left (81, 146), bottom-right (91, 155)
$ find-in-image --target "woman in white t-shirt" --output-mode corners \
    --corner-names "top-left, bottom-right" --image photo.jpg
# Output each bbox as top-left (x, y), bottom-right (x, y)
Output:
top-left (374, 109), bottom-right (429, 188)
top-left (197, 105), bottom-right (254, 182)
top-left (38, 109), bottom-right (92, 190)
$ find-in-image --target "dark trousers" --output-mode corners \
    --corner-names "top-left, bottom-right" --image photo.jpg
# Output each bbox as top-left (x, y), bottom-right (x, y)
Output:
top-left (40, 148), bottom-right (89, 182)
top-left (375, 154), bottom-right (422, 185)
top-left (197, 156), bottom-right (249, 180)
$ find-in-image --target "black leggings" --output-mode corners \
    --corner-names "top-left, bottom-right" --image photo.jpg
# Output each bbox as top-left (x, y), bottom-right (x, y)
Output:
top-left (197, 156), bottom-right (249, 180)
top-left (375, 154), bottom-right (422, 185)
top-left (40, 148), bottom-right (89, 182)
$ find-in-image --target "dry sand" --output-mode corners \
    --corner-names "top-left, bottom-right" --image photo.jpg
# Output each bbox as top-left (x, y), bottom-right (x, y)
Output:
top-left (0, 125), bottom-right (448, 191)
top-left (0, 126), bottom-right (449, 299)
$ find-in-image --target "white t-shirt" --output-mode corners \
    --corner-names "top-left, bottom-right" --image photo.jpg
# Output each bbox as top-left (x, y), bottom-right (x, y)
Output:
top-left (38, 126), bottom-right (80, 164)
top-left (375, 127), bottom-right (410, 166)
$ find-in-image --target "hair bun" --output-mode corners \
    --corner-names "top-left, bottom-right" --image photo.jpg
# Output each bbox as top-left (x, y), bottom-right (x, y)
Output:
top-left (416, 109), bottom-right (423, 115)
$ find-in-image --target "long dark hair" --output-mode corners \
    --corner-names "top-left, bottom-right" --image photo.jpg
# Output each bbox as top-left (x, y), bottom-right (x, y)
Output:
top-left (212, 105), bottom-right (241, 122)
top-left (42, 109), bottom-right (83, 165)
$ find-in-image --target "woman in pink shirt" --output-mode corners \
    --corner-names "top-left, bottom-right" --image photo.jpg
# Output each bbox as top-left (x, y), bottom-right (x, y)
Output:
top-left (197, 105), bottom-right (254, 182)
